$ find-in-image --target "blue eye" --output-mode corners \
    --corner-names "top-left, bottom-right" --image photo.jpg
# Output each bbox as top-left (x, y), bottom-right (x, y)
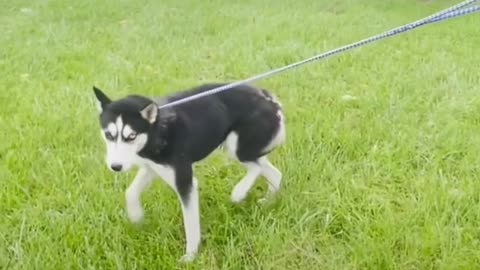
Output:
top-left (124, 133), bottom-right (137, 142)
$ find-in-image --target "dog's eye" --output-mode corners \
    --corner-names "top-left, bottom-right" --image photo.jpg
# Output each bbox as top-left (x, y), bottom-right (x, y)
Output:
top-left (105, 132), bottom-right (114, 141)
top-left (125, 133), bottom-right (137, 142)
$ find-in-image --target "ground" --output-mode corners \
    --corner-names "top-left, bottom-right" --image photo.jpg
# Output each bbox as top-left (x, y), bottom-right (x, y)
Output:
top-left (1, 0), bottom-right (480, 269)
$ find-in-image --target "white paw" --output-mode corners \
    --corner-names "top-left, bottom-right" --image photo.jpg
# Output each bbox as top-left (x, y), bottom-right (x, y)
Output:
top-left (126, 205), bottom-right (144, 223)
top-left (179, 253), bottom-right (196, 263)
top-left (231, 185), bottom-right (248, 203)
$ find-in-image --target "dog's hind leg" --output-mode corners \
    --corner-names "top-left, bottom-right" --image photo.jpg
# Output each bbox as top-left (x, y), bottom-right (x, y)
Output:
top-left (258, 157), bottom-right (282, 198)
top-left (231, 161), bottom-right (262, 203)
top-left (230, 158), bottom-right (282, 203)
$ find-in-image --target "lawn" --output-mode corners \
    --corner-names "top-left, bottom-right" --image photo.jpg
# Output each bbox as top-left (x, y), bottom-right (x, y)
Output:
top-left (2, 0), bottom-right (480, 269)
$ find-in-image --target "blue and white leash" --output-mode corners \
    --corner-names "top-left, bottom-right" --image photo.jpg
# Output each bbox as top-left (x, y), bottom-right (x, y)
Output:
top-left (158, 0), bottom-right (479, 109)
top-left (429, 4), bottom-right (480, 24)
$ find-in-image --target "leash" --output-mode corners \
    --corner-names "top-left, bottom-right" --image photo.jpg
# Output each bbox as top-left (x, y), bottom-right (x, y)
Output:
top-left (158, 0), bottom-right (480, 109)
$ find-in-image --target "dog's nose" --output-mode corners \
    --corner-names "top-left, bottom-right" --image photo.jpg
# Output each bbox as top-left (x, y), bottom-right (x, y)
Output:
top-left (110, 164), bottom-right (123, 172)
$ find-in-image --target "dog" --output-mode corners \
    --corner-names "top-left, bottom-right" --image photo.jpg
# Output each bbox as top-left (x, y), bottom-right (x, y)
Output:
top-left (92, 83), bottom-right (286, 262)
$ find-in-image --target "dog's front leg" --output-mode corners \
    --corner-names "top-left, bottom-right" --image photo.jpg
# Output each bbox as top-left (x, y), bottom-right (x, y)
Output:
top-left (125, 167), bottom-right (155, 223)
top-left (174, 162), bottom-right (201, 263)
top-left (149, 162), bottom-right (201, 262)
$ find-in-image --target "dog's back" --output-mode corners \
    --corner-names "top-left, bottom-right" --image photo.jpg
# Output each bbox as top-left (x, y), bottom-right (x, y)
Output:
top-left (160, 83), bottom-right (285, 163)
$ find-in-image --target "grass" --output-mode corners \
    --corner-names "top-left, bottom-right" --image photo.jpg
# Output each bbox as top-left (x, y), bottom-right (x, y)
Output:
top-left (2, 0), bottom-right (480, 269)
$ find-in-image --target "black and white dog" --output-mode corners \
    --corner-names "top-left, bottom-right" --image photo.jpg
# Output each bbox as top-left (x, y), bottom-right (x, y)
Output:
top-left (93, 83), bottom-right (286, 262)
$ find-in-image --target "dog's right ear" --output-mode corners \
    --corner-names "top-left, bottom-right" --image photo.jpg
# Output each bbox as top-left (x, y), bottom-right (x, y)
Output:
top-left (93, 86), bottom-right (111, 112)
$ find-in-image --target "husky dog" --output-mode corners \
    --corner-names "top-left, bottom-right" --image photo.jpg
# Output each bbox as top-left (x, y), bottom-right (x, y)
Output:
top-left (93, 83), bottom-right (286, 262)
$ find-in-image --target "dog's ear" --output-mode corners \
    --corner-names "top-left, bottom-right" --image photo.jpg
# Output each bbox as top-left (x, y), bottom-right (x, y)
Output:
top-left (140, 103), bottom-right (158, 124)
top-left (93, 86), bottom-right (111, 112)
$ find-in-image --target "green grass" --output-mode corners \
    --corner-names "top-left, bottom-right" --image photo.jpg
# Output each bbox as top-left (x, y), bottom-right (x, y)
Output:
top-left (2, 0), bottom-right (480, 269)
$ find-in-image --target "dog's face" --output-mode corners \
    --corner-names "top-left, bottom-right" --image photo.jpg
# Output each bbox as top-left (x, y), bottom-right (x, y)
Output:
top-left (93, 86), bottom-right (158, 172)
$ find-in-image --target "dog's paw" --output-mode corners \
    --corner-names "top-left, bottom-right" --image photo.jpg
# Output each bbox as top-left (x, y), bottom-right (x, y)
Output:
top-left (126, 206), bottom-right (144, 224)
top-left (231, 184), bottom-right (249, 203)
top-left (178, 253), bottom-right (196, 263)
top-left (231, 191), bottom-right (246, 203)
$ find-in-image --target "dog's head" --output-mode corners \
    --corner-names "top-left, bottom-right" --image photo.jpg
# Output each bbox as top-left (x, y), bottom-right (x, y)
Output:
top-left (92, 86), bottom-right (171, 172)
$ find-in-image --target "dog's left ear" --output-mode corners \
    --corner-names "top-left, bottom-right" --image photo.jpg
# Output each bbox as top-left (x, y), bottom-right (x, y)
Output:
top-left (140, 103), bottom-right (158, 124)
top-left (93, 86), bottom-right (111, 112)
